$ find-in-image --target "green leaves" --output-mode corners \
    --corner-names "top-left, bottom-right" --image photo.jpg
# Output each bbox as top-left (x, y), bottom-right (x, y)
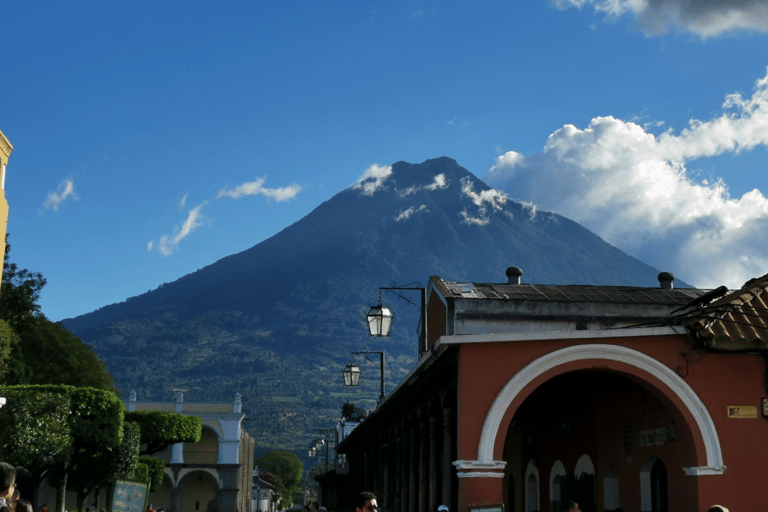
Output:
top-left (124, 411), bottom-right (202, 455)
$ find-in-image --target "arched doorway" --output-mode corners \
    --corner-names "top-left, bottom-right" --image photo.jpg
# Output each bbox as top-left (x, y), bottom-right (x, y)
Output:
top-left (179, 471), bottom-right (219, 512)
top-left (502, 368), bottom-right (697, 512)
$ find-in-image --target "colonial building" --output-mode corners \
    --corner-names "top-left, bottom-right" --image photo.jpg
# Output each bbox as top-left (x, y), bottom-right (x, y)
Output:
top-left (127, 392), bottom-right (254, 512)
top-left (0, 129), bottom-right (12, 288)
top-left (333, 268), bottom-right (768, 512)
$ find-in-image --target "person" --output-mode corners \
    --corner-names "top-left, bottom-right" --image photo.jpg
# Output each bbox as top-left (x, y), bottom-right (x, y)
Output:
top-left (16, 501), bottom-right (31, 512)
top-left (0, 463), bottom-right (16, 512)
top-left (708, 506), bottom-right (729, 512)
top-left (310, 502), bottom-right (320, 512)
top-left (564, 501), bottom-right (579, 512)
top-left (354, 492), bottom-right (378, 512)
top-left (438, 506), bottom-right (448, 512)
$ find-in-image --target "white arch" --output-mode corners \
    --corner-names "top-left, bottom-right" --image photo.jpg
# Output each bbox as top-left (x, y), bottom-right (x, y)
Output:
top-left (475, 344), bottom-right (725, 475)
top-left (574, 453), bottom-right (595, 479)
top-left (549, 460), bottom-right (566, 500)
top-left (524, 460), bottom-right (540, 512)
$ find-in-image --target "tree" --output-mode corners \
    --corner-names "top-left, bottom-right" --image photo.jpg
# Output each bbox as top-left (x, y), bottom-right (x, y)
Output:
top-left (0, 387), bottom-right (72, 507)
top-left (124, 411), bottom-right (203, 455)
top-left (0, 237), bottom-right (116, 392)
top-left (0, 237), bottom-right (46, 333)
top-left (256, 451), bottom-right (303, 508)
top-left (0, 384), bottom-right (126, 512)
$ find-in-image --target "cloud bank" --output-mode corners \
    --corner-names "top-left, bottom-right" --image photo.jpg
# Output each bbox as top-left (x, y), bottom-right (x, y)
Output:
top-left (152, 176), bottom-right (301, 256)
top-left (42, 178), bottom-right (79, 212)
top-left (485, 67), bottom-right (768, 290)
top-left (553, 0), bottom-right (768, 38)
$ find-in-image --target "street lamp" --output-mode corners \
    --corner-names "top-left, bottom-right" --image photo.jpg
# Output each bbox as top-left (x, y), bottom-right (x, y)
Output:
top-left (366, 304), bottom-right (393, 337)
top-left (342, 363), bottom-right (361, 386)
top-left (343, 351), bottom-right (385, 403)
top-left (367, 283), bottom-right (427, 353)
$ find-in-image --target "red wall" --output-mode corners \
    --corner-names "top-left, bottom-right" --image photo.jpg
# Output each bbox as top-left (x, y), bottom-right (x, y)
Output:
top-left (454, 334), bottom-right (768, 512)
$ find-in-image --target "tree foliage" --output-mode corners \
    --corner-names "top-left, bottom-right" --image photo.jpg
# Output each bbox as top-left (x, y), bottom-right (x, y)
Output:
top-left (124, 411), bottom-right (202, 455)
top-left (0, 237), bottom-right (116, 392)
top-left (256, 451), bottom-right (303, 507)
top-left (0, 239), bottom-right (46, 333)
top-left (0, 384), bottom-right (127, 512)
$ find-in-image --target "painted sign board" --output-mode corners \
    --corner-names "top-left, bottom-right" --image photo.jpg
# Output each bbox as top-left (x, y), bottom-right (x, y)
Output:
top-left (110, 479), bottom-right (149, 512)
top-left (727, 406), bottom-right (757, 418)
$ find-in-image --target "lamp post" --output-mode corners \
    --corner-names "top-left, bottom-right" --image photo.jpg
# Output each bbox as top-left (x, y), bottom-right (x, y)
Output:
top-left (342, 351), bottom-right (385, 403)
top-left (366, 283), bottom-right (427, 353)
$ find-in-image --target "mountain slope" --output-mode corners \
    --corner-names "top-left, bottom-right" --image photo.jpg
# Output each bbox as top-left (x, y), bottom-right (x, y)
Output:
top-left (64, 157), bottom-right (679, 453)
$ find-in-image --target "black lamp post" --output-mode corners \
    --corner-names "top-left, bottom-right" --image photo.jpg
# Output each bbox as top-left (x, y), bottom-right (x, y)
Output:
top-left (342, 351), bottom-right (385, 403)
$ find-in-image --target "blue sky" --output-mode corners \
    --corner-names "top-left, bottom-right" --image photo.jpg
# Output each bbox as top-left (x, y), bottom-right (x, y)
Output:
top-left (2, 0), bottom-right (768, 321)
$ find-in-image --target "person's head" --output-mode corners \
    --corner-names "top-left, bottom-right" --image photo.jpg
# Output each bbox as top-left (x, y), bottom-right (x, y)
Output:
top-left (18, 500), bottom-right (33, 512)
top-left (565, 501), bottom-right (579, 512)
top-left (708, 506), bottom-right (729, 512)
top-left (354, 492), bottom-right (377, 512)
top-left (0, 464), bottom-right (15, 498)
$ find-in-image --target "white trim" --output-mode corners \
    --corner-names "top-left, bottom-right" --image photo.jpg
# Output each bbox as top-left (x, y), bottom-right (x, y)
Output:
top-left (682, 465), bottom-right (726, 475)
top-left (453, 460), bottom-right (506, 471)
top-left (471, 344), bottom-right (724, 476)
top-left (456, 472), bottom-right (506, 479)
top-left (437, 326), bottom-right (683, 345)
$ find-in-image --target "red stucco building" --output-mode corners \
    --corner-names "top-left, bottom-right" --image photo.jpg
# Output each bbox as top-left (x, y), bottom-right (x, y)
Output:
top-left (331, 268), bottom-right (768, 512)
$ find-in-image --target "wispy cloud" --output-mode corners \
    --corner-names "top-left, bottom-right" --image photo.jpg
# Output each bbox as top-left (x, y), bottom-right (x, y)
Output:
top-left (398, 173), bottom-right (450, 197)
top-left (217, 177), bottom-right (301, 201)
top-left (152, 176), bottom-right (301, 256)
top-left (42, 178), bottom-right (79, 212)
top-left (353, 164), bottom-right (393, 196)
top-left (158, 203), bottom-right (208, 256)
top-left (485, 67), bottom-right (768, 289)
top-left (553, 0), bottom-right (768, 38)
top-left (396, 205), bottom-right (429, 222)
top-left (459, 177), bottom-right (509, 225)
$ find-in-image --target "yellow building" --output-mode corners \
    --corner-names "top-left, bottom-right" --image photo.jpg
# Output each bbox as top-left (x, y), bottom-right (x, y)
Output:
top-left (0, 129), bottom-right (12, 287)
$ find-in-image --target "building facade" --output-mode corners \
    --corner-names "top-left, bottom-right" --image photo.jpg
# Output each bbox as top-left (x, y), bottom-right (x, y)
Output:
top-left (127, 392), bottom-right (254, 512)
top-left (333, 268), bottom-right (768, 512)
top-left (0, 129), bottom-right (12, 288)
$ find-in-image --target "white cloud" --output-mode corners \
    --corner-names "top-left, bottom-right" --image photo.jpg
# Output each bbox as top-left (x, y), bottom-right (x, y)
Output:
top-left (147, 240), bottom-right (154, 251)
top-left (553, 0), bottom-right (768, 38)
top-left (426, 173), bottom-right (449, 190)
top-left (459, 177), bottom-right (509, 225)
top-left (42, 178), bottom-right (79, 211)
top-left (399, 173), bottom-right (450, 197)
top-left (178, 193), bottom-right (188, 210)
top-left (158, 203), bottom-right (207, 256)
top-left (353, 164), bottom-right (393, 196)
top-left (396, 205), bottom-right (429, 222)
top-left (217, 177), bottom-right (301, 201)
top-left (485, 67), bottom-right (768, 289)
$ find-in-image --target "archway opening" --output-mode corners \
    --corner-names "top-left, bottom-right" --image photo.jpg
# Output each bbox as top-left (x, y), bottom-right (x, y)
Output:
top-left (502, 369), bottom-right (697, 512)
top-left (180, 471), bottom-right (218, 512)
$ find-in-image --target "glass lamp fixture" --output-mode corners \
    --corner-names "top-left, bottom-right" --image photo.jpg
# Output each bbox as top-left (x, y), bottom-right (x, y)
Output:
top-left (342, 363), bottom-right (361, 386)
top-left (366, 304), bottom-right (394, 336)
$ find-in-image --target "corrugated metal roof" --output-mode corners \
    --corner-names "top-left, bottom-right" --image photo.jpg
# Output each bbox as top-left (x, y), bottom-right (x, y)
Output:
top-left (683, 273), bottom-right (768, 346)
top-left (441, 281), bottom-right (707, 306)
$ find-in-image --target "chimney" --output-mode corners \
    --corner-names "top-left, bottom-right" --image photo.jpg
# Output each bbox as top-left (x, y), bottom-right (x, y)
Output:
top-left (506, 266), bottom-right (523, 285)
top-left (658, 272), bottom-right (675, 290)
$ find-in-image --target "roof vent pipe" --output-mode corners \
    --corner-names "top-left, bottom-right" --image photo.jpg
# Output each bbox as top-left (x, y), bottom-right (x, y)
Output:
top-left (506, 266), bottom-right (523, 285)
top-left (658, 272), bottom-right (675, 290)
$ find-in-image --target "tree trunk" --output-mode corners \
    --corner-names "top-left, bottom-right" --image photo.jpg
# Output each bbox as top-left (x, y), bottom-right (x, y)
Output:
top-left (55, 472), bottom-right (67, 512)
